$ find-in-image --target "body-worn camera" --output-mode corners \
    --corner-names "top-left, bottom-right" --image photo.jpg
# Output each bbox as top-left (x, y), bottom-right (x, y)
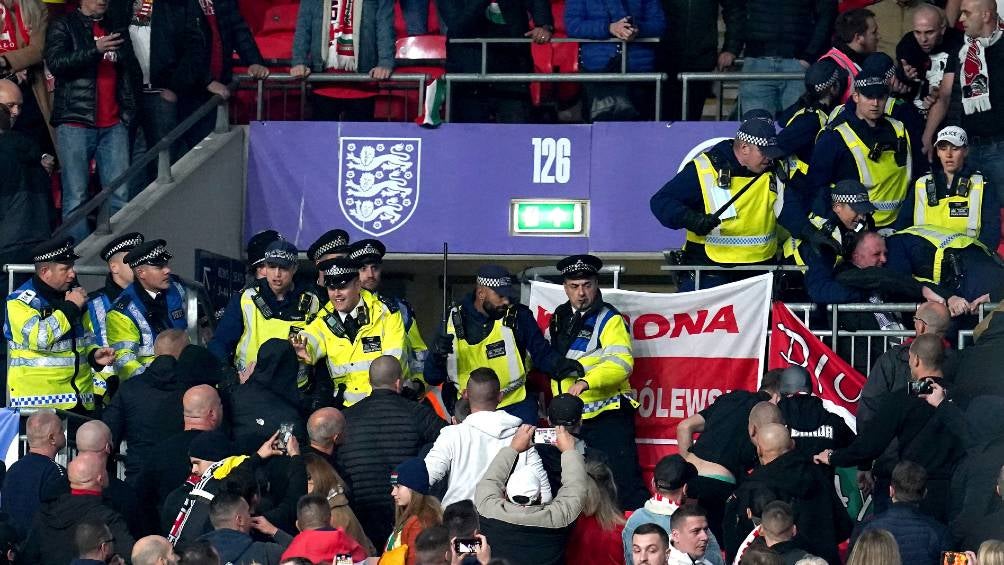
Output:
top-left (908, 377), bottom-right (936, 397)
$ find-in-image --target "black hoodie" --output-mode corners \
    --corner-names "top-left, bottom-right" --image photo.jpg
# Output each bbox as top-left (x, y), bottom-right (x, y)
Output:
top-left (950, 396), bottom-right (1004, 544)
top-left (20, 492), bottom-right (135, 565)
top-left (729, 451), bottom-right (852, 565)
top-left (226, 338), bottom-right (306, 455)
top-left (953, 312), bottom-right (1004, 410)
top-left (778, 394), bottom-right (855, 460)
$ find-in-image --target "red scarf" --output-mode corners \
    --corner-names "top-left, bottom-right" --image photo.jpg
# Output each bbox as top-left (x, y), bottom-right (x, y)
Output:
top-left (0, 2), bottom-right (30, 53)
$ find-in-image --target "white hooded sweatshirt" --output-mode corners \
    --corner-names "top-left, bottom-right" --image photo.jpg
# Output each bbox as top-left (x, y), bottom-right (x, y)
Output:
top-left (424, 409), bottom-right (553, 507)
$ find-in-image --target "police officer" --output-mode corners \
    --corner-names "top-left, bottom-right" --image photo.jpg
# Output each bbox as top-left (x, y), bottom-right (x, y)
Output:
top-left (826, 53), bottom-right (926, 147)
top-left (291, 258), bottom-right (406, 407)
top-left (424, 265), bottom-right (577, 425)
top-left (208, 239), bottom-right (321, 382)
top-left (4, 237), bottom-right (115, 411)
top-left (347, 239), bottom-right (431, 396)
top-left (106, 240), bottom-right (188, 381)
top-left (776, 365), bottom-right (855, 462)
top-left (651, 112), bottom-right (828, 291)
top-left (547, 254), bottom-right (648, 509)
top-left (885, 224), bottom-right (1004, 307)
top-left (88, 232), bottom-right (145, 399)
top-left (807, 67), bottom-right (925, 230)
top-left (305, 229), bottom-right (351, 300)
top-left (777, 60), bottom-right (844, 184)
top-left (904, 126), bottom-right (1000, 249)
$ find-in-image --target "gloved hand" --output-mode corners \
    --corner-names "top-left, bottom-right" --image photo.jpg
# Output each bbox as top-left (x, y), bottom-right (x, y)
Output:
top-left (333, 383), bottom-right (347, 409)
top-left (682, 209), bottom-right (722, 236)
top-left (432, 334), bottom-right (454, 356)
top-left (557, 358), bottom-right (585, 380)
top-left (442, 381), bottom-right (459, 417)
top-left (801, 226), bottom-right (842, 257)
top-left (400, 379), bottom-right (426, 401)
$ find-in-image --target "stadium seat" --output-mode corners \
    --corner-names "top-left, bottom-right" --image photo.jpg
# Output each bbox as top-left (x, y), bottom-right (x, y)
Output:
top-left (254, 3), bottom-right (298, 60)
top-left (375, 35), bottom-right (447, 121)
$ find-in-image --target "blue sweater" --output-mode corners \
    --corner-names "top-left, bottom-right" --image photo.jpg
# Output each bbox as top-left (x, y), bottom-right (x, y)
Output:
top-left (1, 453), bottom-right (69, 538)
top-left (852, 503), bottom-right (950, 565)
top-left (564, 0), bottom-right (665, 72)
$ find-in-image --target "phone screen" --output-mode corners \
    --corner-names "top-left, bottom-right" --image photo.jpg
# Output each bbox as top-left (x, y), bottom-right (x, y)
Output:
top-left (534, 427), bottom-right (557, 445)
top-left (943, 552), bottom-right (971, 565)
top-left (454, 538), bottom-right (481, 554)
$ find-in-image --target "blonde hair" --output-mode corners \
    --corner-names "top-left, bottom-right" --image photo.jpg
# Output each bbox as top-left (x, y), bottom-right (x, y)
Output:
top-left (303, 453), bottom-right (376, 556)
top-left (847, 529), bottom-right (901, 565)
top-left (979, 540), bottom-right (1004, 565)
top-left (11, 0), bottom-right (43, 35)
top-left (583, 460), bottom-right (625, 530)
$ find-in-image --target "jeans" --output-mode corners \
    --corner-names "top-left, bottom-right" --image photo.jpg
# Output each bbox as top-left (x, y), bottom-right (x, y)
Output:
top-left (131, 91), bottom-right (179, 196)
top-left (56, 122), bottom-right (130, 243)
top-left (400, 0), bottom-right (428, 35)
top-left (739, 57), bottom-right (807, 118)
top-left (968, 140), bottom-right (1004, 205)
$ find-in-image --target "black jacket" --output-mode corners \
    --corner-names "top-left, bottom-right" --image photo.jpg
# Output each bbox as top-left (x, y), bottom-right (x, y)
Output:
top-left (953, 313), bottom-right (1004, 410)
top-left (779, 394), bottom-right (855, 460)
top-left (44, 10), bottom-right (138, 127)
top-left (728, 0), bottom-right (836, 61)
top-left (339, 389), bottom-right (445, 546)
top-left (748, 537), bottom-right (809, 565)
top-left (210, 0), bottom-right (264, 83)
top-left (225, 339), bottom-right (306, 456)
top-left (690, 390), bottom-right (768, 477)
top-left (831, 387), bottom-right (968, 480)
top-left (21, 492), bottom-right (135, 565)
top-left (661, 0), bottom-right (736, 69)
top-left (478, 516), bottom-right (572, 565)
top-left (950, 396), bottom-right (1004, 545)
top-left (730, 451), bottom-right (852, 565)
top-left (137, 429), bottom-right (204, 514)
top-left (438, 0), bottom-right (552, 75)
top-left (198, 527), bottom-right (292, 564)
top-left (861, 340), bottom-right (959, 427)
top-left (106, 0), bottom-right (211, 94)
top-left (0, 132), bottom-right (52, 256)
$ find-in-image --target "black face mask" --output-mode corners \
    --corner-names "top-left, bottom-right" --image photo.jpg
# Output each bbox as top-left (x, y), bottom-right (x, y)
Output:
top-left (484, 301), bottom-right (506, 320)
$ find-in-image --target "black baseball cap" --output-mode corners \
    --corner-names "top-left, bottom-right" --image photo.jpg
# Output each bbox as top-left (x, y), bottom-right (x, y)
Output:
top-left (653, 454), bottom-right (697, 492)
top-left (548, 393), bottom-right (584, 426)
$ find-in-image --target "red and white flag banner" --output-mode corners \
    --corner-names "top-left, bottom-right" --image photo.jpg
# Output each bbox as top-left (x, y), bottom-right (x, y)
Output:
top-left (767, 302), bottom-right (867, 431)
top-left (527, 274), bottom-right (773, 474)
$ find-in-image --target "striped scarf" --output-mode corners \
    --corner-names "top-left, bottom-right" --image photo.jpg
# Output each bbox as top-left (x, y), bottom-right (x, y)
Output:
top-left (959, 19), bottom-right (1004, 115)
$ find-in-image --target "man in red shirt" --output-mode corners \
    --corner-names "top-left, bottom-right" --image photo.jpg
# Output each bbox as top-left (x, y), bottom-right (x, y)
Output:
top-left (44, 0), bottom-right (137, 242)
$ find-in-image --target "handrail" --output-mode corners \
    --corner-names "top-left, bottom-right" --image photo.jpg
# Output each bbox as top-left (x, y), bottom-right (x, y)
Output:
top-left (677, 70), bottom-right (804, 121)
top-left (442, 72), bottom-right (666, 121)
top-left (53, 79), bottom-right (237, 240)
top-left (450, 37), bottom-right (660, 75)
top-left (236, 73), bottom-right (430, 121)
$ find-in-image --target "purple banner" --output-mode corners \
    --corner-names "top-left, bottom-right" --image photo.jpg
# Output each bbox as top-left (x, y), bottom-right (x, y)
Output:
top-left (246, 121), bottom-right (740, 254)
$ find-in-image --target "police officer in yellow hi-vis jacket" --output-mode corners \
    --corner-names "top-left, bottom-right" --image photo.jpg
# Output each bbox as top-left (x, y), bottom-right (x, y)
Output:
top-left (651, 112), bottom-right (830, 291)
top-left (291, 258), bottom-right (406, 407)
top-left (105, 240), bottom-right (189, 381)
top-left (546, 254), bottom-right (649, 509)
top-left (347, 238), bottom-right (440, 412)
top-left (424, 265), bottom-right (578, 425)
top-left (4, 237), bottom-right (115, 411)
top-left (902, 126), bottom-right (1001, 250)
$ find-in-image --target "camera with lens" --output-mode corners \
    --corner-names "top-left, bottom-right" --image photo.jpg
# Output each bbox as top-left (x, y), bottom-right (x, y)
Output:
top-left (908, 377), bottom-right (936, 397)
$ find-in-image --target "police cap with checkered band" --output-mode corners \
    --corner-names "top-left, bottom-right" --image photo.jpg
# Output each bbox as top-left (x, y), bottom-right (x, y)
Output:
top-left (31, 236), bottom-right (79, 265)
top-left (476, 264), bottom-right (517, 300)
top-left (556, 254), bottom-right (603, 280)
top-left (735, 111), bottom-right (786, 160)
top-left (318, 257), bottom-right (361, 289)
top-left (124, 239), bottom-right (173, 268)
top-left (100, 232), bottom-right (145, 262)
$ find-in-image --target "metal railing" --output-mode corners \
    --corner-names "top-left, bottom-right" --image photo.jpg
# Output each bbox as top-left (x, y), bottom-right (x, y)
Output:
top-left (678, 70), bottom-right (804, 120)
top-left (450, 37), bottom-right (660, 75)
top-left (3, 265), bottom-right (212, 347)
top-left (660, 263), bottom-right (805, 291)
top-left (54, 82), bottom-right (235, 239)
top-left (519, 264), bottom-right (625, 303)
top-left (237, 72), bottom-right (430, 122)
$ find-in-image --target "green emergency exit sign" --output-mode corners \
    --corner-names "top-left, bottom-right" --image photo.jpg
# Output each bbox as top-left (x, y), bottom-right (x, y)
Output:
top-left (511, 200), bottom-right (589, 236)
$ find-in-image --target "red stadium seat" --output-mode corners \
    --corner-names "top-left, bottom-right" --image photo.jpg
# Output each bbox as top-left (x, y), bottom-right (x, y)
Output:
top-left (375, 35), bottom-right (446, 121)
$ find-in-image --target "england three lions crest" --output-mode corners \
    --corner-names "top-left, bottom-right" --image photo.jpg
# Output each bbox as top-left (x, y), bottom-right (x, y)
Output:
top-left (338, 138), bottom-right (421, 236)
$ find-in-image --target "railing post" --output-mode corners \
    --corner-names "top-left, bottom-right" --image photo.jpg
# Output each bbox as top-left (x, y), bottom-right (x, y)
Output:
top-left (444, 79), bottom-right (452, 123)
top-left (157, 150), bottom-right (174, 185)
top-left (214, 103), bottom-right (229, 134)
top-left (417, 75), bottom-right (426, 113)
top-left (717, 80), bottom-right (725, 120)
top-left (620, 41), bottom-right (627, 74)
top-left (256, 78), bottom-right (265, 121)
top-left (681, 75), bottom-right (688, 120)
top-left (654, 77), bottom-right (662, 121)
top-left (830, 305), bottom-right (840, 355)
top-left (481, 40), bottom-right (487, 75)
top-left (95, 205), bottom-right (112, 235)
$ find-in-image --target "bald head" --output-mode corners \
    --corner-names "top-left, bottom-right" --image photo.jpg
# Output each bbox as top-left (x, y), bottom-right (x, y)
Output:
top-left (748, 401), bottom-right (785, 439)
top-left (915, 302), bottom-right (950, 336)
top-left (69, 452), bottom-right (107, 491)
top-left (183, 385), bottom-right (222, 430)
top-left (307, 407), bottom-right (346, 450)
top-left (466, 367), bottom-right (502, 411)
top-left (369, 355), bottom-right (402, 390)
top-left (912, 3), bottom-right (946, 28)
top-left (154, 329), bottom-right (190, 358)
top-left (0, 79), bottom-right (22, 126)
top-left (76, 420), bottom-right (112, 454)
top-left (132, 536), bottom-right (174, 565)
top-left (26, 412), bottom-right (64, 450)
top-left (756, 424), bottom-right (793, 464)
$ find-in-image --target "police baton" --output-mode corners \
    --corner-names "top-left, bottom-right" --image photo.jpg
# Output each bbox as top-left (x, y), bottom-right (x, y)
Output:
top-left (441, 242), bottom-right (449, 326)
top-left (710, 169), bottom-right (770, 219)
